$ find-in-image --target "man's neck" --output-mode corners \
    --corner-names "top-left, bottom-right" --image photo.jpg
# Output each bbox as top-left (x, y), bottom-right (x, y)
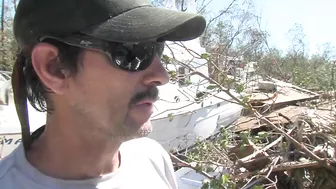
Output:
top-left (25, 117), bottom-right (122, 180)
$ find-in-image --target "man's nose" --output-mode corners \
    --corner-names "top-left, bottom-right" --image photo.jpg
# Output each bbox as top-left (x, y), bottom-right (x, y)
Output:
top-left (142, 55), bottom-right (169, 86)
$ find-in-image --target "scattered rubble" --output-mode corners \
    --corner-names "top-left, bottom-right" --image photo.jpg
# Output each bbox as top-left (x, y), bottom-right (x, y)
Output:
top-left (172, 79), bottom-right (336, 189)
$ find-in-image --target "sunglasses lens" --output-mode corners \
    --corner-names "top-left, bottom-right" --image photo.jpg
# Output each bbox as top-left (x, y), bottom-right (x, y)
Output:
top-left (113, 42), bottom-right (164, 71)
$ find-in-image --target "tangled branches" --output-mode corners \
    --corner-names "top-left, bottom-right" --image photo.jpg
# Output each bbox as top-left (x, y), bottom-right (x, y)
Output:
top-left (171, 105), bottom-right (336, 189)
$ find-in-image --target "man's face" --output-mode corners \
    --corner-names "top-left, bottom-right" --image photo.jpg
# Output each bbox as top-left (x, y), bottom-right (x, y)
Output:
top-left (63, 47), bottom-right (169, 141)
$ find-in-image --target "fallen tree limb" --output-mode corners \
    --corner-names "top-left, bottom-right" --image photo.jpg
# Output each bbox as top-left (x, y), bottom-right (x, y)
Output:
top-left (170, 153), bottom-right (216, 179)
top-left (236, 126), bottom-right (296, 168)
top-left (233, 161), bottom-right (325, 180)
top-left (254, 111), bottom-right (336, 173)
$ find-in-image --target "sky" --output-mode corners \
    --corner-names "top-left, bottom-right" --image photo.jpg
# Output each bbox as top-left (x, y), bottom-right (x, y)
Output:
top-left (208, 0), bottom-right (336, 56)
top-left (3, 0), bottom-right (336, 56)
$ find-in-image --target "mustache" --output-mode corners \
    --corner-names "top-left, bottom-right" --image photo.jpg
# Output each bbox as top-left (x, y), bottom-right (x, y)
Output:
top-left (130, 86), bottom-right (159, 105)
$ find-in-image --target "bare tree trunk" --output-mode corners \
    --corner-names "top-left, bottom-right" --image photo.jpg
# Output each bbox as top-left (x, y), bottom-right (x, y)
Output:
top-left (13, 0), bottom-right (16, 12)
top-left (1, 0), bottom-right (5, 47)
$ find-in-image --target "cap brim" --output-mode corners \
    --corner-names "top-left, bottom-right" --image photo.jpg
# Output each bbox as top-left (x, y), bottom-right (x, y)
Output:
top-left (81, 6), bottom-right (206, 43)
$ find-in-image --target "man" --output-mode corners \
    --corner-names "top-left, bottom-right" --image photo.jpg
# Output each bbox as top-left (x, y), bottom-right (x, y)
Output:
top-left (0, 0), bottom-right (206, 188)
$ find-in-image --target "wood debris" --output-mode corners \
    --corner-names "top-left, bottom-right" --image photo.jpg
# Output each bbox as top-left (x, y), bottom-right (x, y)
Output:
top-left (171, 83), bottom-right (336, 189)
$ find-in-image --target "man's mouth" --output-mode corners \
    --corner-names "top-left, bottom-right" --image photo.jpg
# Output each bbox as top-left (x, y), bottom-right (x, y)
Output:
top-left (135, 100), bottom-right (154, 106)
top-left (132, 99), bottom-right (155, 119)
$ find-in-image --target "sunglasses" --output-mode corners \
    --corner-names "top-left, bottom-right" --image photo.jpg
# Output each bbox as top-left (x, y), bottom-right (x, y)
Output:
top-left (39, 34), bottom-right (165, 72)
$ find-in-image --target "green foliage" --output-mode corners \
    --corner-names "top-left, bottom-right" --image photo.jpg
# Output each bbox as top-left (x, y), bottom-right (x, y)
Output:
top-left (201, 53), bottom-right (210, 60)
top-left (167, 113), bottom-right (174, 122)
top-left (0, 18), bottom-right (17, 71)
top-left (256, 50), bottom-right (336, 91)
top-left (201, 174), bottom-right (236, 189)
top-left (253, 185), bottom-right (264, 189)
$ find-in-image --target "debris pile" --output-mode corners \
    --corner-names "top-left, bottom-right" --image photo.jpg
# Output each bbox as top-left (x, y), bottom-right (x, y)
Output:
top-left (171, 80), bottom-right (336, 189)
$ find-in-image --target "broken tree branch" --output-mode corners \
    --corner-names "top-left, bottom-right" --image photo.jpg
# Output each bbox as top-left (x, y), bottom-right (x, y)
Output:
top-left (236, 126), bottom-right (296, 167)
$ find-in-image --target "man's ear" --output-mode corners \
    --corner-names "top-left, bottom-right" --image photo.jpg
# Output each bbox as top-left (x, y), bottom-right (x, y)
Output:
top-left (31, 43), bottom-right (68, 95)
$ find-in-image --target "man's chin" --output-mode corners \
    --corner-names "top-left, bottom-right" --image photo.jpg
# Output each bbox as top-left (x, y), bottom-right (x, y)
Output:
top-left (137, 119), bottom-right (153, 136)
top-left (121, 119), bottom-right (153, 141)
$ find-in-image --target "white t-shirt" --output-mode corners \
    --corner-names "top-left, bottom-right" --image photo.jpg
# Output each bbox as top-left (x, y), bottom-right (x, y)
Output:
top-left (0, 137), bottom-right (178, 189)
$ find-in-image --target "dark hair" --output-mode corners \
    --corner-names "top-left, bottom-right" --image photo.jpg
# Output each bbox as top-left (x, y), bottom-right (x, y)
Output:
top-left (23, 39), bottom-right (83, 113)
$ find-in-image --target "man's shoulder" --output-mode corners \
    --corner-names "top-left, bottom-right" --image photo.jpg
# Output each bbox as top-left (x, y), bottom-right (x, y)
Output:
top-left (121, 137), bottom-right (171, 161)
top-left (121, 138), bottom-right (178, 189)
top-left (0, 152), bottom-right (17, 184)
top-left (122, 137), bottom-right (166, 153)
top-left (124, 137), bottom-right (163, 146)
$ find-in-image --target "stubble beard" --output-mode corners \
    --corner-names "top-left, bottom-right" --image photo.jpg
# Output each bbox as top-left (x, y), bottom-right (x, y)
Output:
top-left (117, 119), bottom-right (153, 142)
top-left (70, 97), bottom-right (154, 143)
